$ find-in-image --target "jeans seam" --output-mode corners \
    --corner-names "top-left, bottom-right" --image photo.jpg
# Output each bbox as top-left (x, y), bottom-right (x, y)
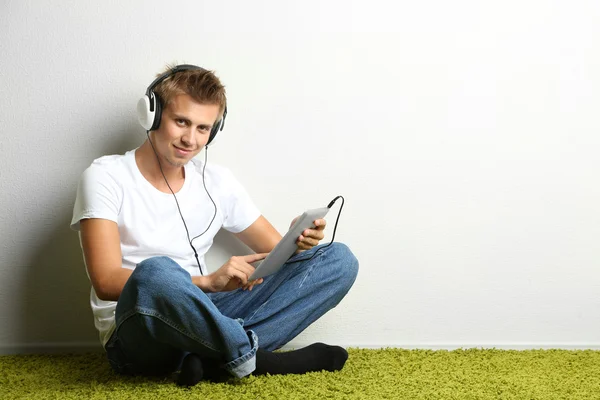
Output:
top-left (115, 308), bottom-right (138, 329)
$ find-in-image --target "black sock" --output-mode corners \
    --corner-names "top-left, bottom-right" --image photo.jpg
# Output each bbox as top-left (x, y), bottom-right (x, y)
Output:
top-left (254, 343), bottom-right (348, 376)
top-left (201, 358), bottom-right (232, 383)
top-left (176, 353), bottom-right (204, 387)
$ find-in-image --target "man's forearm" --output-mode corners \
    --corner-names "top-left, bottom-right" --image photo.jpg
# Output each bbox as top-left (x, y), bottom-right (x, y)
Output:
top-left (94, 267), bottom-right (133, 301)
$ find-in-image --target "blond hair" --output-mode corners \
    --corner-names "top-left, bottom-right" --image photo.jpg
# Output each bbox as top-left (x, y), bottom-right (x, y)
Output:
top-left (154, 65), bottom-right (227, 118)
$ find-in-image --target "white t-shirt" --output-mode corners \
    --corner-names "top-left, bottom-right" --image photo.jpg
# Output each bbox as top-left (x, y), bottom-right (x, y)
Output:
top-left (70, 149), bottom-right (261, 346)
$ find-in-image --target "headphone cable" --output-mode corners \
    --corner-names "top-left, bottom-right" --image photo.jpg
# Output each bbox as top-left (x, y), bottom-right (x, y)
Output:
top-left (192, 146), bottom-right (217, 242)
top-left (146, 131), bottom-right (214, 273)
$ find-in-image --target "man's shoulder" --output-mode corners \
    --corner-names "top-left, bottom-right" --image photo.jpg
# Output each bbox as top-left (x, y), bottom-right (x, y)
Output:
top-left (89, 151), bottom-right (132, 171)
top-left (81, 151), bottom-right (135, 185)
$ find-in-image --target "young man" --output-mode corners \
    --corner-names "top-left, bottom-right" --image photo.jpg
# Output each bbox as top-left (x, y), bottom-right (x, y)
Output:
top-left (71, 64), bottom-right (358, 386)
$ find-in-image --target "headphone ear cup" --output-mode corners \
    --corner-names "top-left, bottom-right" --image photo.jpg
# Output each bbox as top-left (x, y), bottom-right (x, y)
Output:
top-left (150, 94), bottom-right (163, 131)
top-left (137, 95), bottom-right (154, 131)
top-left (137, 92), bottom-right (163, 131)
top-left (207, 120), bottom-right (221, 145)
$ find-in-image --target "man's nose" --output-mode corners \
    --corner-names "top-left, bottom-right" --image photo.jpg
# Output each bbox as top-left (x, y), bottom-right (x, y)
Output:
top-left (181, 128), bottom-right (197, 147)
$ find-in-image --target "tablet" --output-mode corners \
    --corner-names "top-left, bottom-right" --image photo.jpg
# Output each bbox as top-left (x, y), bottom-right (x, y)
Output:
top-left (249, 206), bottom-right (330, 281)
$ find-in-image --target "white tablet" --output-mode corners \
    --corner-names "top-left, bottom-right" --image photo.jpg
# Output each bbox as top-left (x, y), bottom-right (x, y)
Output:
top-left (249, 206), bottom-right (330, 281)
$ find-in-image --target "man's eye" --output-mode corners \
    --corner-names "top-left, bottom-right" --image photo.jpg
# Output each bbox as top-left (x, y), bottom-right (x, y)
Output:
top-left (176, 119), bottom-right (187, 126)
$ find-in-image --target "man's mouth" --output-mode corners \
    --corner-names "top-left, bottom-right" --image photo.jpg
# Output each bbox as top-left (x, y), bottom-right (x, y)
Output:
top-left (174, 145), bottom-right (194, 154)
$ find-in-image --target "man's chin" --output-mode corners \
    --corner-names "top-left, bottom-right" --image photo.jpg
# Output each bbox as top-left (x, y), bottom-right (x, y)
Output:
top-left (166, 149), bottom-right (201, 167)
top-left (165, 156), bottom-right (190, 167)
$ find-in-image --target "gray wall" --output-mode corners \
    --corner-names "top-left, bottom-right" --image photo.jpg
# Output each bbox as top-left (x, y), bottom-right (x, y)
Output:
top-left (1, 0), bottom-right (599, 353)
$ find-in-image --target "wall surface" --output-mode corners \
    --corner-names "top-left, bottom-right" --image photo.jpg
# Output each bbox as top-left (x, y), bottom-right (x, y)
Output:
top-left (1, 0), bottom-right (599, 353)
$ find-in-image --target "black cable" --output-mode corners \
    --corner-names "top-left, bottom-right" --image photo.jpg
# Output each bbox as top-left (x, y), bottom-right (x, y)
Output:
top-left (146, 131), bottom-right (216, 273)
top-left (191, 148), bottom-right (217, 242)
top-left (286, 195), bottom-right (345, 264)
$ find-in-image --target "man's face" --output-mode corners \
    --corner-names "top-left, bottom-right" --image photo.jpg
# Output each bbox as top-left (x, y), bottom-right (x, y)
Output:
top-left (153, 94), bottom-right (220, 167)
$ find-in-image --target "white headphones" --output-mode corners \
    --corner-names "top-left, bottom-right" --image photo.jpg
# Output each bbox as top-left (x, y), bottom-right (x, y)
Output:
top-left (136, 64), bottom-right (227, 145)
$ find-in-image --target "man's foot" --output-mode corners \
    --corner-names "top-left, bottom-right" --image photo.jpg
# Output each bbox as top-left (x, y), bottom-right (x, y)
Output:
top-left (201, 358), bottom-right (232, 383)
top-left (254, 342), bottom-right (348, 376)
top-left (176, 353), bottom-right (204, 387)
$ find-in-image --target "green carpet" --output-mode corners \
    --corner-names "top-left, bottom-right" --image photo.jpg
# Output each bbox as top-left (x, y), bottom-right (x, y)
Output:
top-left (1, 348), bottom-right (599, 399)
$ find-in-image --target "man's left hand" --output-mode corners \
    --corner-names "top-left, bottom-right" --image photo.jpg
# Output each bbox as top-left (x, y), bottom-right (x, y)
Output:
top-left (290, 217), bottom-right (326, 253)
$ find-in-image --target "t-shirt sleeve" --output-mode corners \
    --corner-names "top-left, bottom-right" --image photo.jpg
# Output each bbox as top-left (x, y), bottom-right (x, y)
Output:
top-left (70, 164), bottom-right (122, 231)
top-left (219, 168), bottom-right (261, 233)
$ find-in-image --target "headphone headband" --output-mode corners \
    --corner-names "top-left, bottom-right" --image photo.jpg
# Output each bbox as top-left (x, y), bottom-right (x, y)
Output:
top-left (145, 64), bottom-right (205, 97)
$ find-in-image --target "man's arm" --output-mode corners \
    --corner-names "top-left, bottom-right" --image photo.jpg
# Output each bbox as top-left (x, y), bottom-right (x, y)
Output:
top-left (79, 218), bottom-right (131, 302)
top-left (81, 218), bottom-right (267, 298)
top-left (233, 215), bottom-right (282, 253)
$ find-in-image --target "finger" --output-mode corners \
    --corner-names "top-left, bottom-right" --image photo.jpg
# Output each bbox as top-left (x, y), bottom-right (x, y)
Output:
top-left (303, 229), bottom-right (325, 240)
top-left (237, 265), bottom-right (256, 284)
top-left (229, 268), bottom-right (250, 286)
top-left (313, 219), bottom-right (327, 229)
top-left (300, 236), bottom-right (320, 247)
top-left (296, 241), bottom-right (313, 250)
top-left (244, 277), bottom-right (263, 291)
top-left (230, 255), bottom-right (263, 279)
top-left (242, 253), bottom-right (269, 263)
top-left (245, 277), bottom-right (263, 285)
top-left (296, 235), bottom-right (310, 246)
top-left (226, 262), bottom-right (253, 278)
top-left (249, 278), bottom-right (264, 291)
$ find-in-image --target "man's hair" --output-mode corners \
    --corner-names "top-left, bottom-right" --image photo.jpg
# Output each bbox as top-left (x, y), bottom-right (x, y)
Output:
top-left (154, 65), bottom-right (227, 119)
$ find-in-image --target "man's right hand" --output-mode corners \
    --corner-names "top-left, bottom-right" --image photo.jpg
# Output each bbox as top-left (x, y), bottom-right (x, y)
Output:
top-left (206, 253), bottom-right (268, 293)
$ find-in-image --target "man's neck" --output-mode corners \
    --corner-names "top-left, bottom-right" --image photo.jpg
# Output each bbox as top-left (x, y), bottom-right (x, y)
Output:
top-left (135, 141), bottom-right (185, 193)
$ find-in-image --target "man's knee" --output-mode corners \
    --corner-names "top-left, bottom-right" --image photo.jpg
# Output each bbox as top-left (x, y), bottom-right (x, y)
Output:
top-left (128, 256), bottom-right (189, 294)
top-left (322, 242), bottom-right (359, 289)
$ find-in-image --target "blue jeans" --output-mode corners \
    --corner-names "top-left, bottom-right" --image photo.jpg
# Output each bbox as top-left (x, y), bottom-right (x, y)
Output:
top-left (105, 242), bottom-right (358, 378)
